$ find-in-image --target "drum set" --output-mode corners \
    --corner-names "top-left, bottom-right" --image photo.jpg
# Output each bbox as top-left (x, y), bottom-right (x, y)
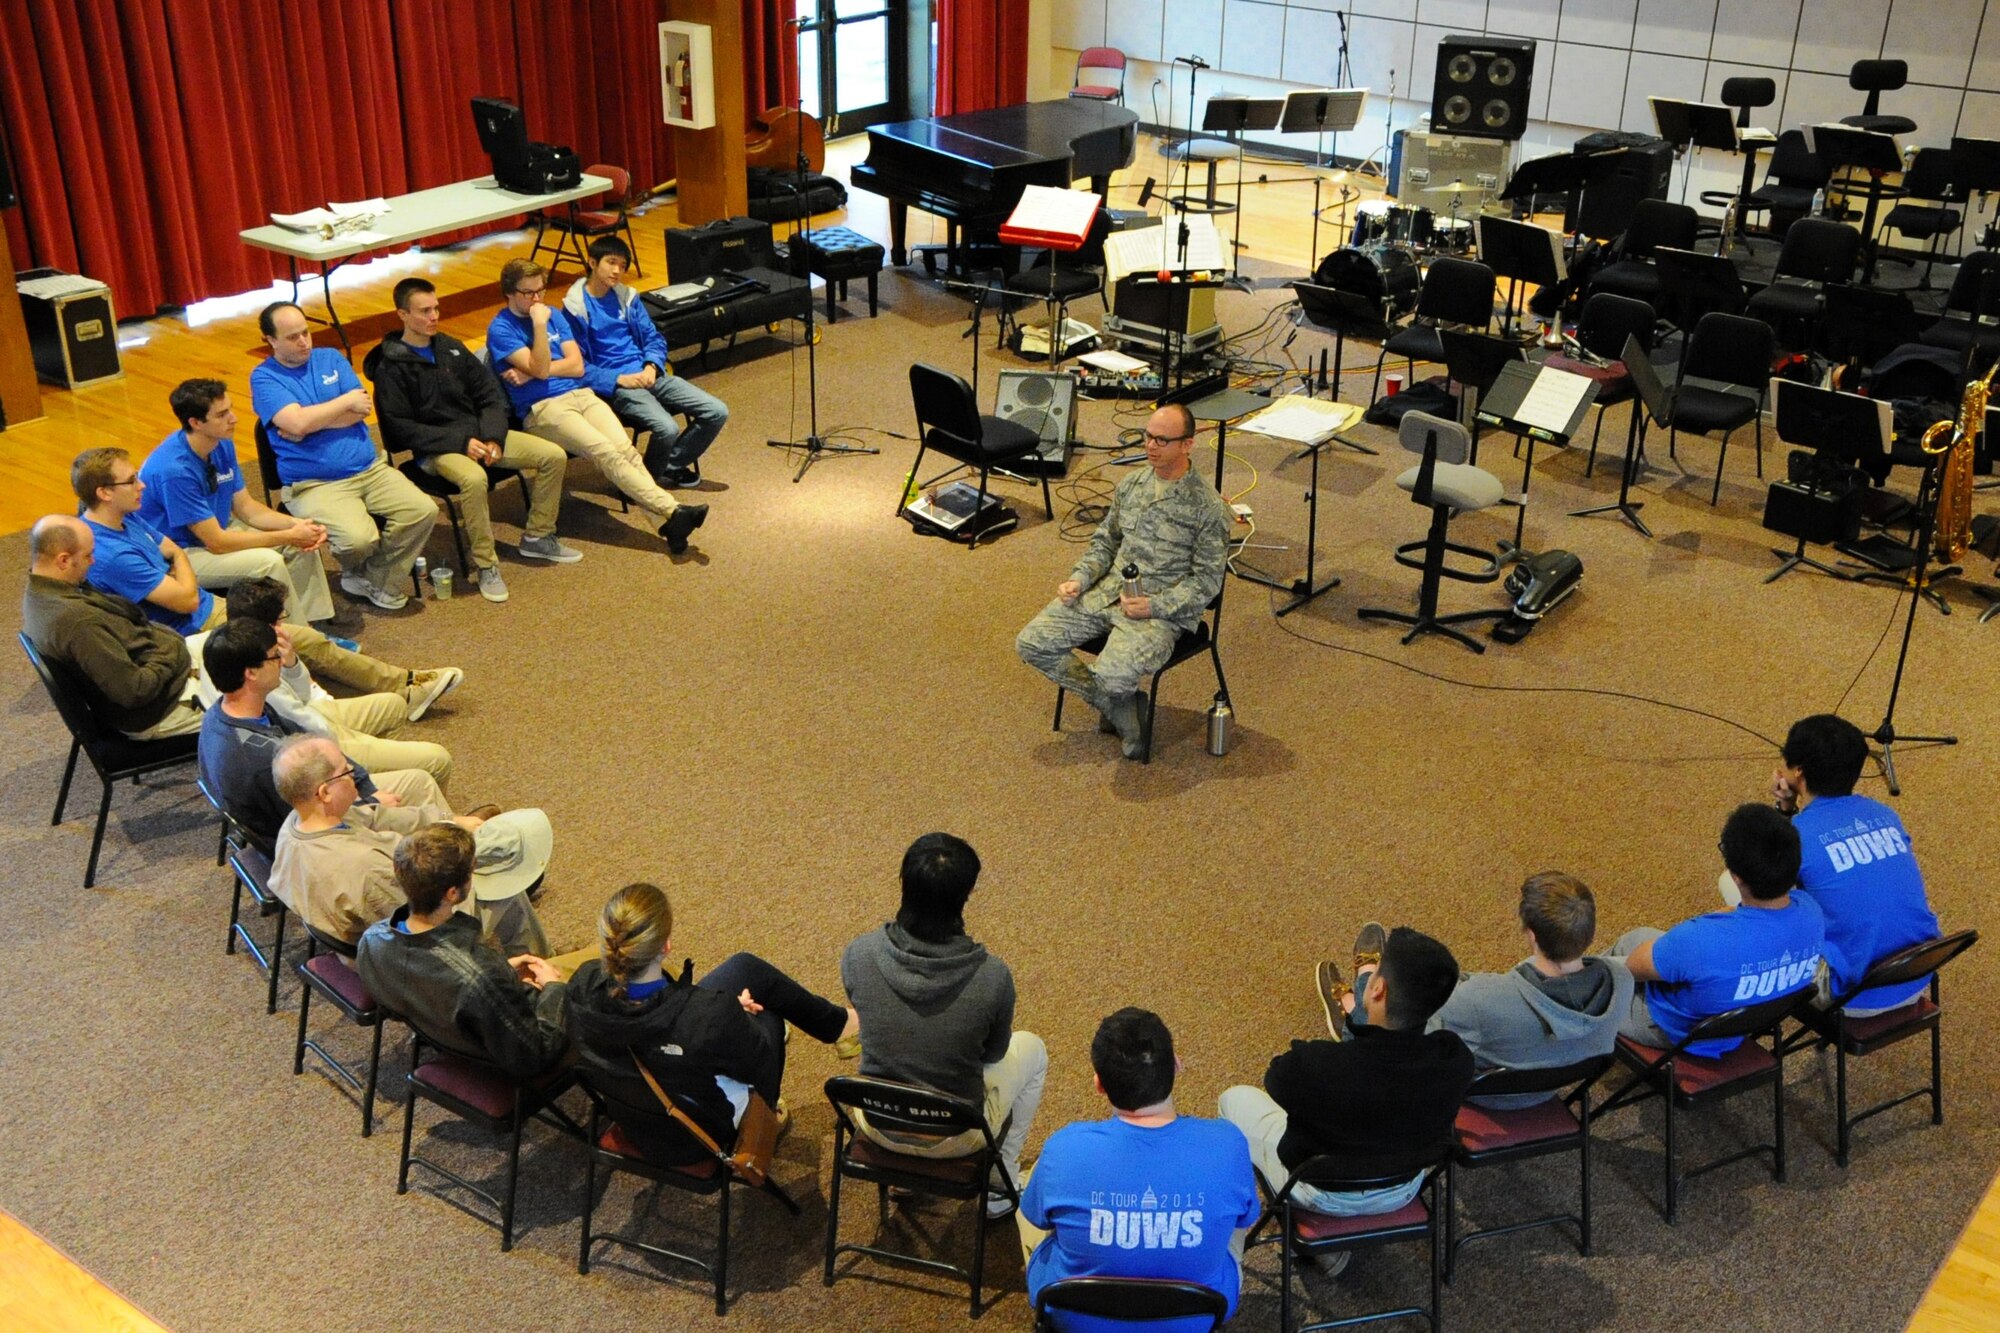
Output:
top-left (1315, 180), bottom-right (1487, 318)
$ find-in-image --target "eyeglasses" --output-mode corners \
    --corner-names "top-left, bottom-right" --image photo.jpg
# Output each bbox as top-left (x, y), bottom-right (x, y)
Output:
top-left (105, 477), bottom-right (142, 489)
top-left (262, 650), bottom-right (285, 663)
top-left (322, 766), bottom-right (356, 788)
top-left (512, 285), bottom-right (547, 298)
top-left (1143, 432), bottom-right (1192, 446)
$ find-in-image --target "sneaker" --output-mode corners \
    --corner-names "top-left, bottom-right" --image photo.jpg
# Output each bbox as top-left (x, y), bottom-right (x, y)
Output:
top-left (340, 573), bottom-right (408, 611)
top-left (1315, 960), bottom-right (1350, 1039)
top-left (1305, 1249), bottom-right (1351, 1278)
top-left (659, 502), bottom-right (709, 554)
top-left (404, 667), bottom-right (464, 722)
top-left (656, 466), bottom-right (703, 489)
top-left (1353, 922), bottom-right (1387, 977)
top-left (984, 1191), bottom-right (1019, 1221)
top-left (476, 566), bottom-right (509, 603)
top-left (518, 533), bottom-right (583, 563)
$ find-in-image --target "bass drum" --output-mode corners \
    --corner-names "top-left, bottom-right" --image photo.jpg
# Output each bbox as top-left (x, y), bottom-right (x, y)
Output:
top-left (1314, 244), bottom-right (1421, 318)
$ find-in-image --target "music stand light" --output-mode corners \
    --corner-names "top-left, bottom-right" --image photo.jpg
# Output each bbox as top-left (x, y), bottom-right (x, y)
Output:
top-left (1475, 214), bottom-right (1565, 336)
top-left (1762, 379), bottom-right (1886, 585)
top-left (1806, 122), bottom-right (1905, 283)
top-left (1280, 89), bottom-right (1367, 170)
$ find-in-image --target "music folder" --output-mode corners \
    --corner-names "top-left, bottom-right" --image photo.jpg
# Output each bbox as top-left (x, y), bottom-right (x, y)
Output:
top-left (999, 185), bottom-right (1100, 252)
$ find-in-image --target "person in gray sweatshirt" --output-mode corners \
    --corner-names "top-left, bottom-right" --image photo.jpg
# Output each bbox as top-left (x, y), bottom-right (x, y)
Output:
top-left (1425, 871), bottom-right (1633, 1108)
top-left (840, 832), bottom-right (1047, 1219)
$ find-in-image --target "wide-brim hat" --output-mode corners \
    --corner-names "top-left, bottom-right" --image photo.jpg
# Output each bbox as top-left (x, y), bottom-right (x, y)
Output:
top-left (471, 808), bottom-right (553, 901)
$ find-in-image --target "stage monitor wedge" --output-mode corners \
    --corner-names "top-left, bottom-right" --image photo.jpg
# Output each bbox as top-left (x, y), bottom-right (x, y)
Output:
top-left (1430, 36), bottom-right (1536, 142)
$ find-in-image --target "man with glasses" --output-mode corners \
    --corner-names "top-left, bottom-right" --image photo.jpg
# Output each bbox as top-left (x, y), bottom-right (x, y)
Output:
top-left (1015, 403), bottom-right (1231, 759)
top-left (365, 277), bottom-right (580, 604)
top-left (486, 258), bottom-right (709, 555)
top-left (249, 301), bottom-right (438, 612)
top-left (269, 734), bottom-right (549, 955)
top-left (138, 377), bottom-right (347, 633)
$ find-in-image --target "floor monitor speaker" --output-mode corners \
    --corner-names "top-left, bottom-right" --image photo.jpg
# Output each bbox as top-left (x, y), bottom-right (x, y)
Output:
top-left (996, 369), bottom-right (1077, 472)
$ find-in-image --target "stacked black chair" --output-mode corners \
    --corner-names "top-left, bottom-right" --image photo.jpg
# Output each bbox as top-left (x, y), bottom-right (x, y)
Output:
top-left (18, 631), bottom-right (200, 889)
top-left (1744, 218), bottom-right (1862, 351)
top-left (1369, 257), bottom-right (1496, 406)
top-left (901, 363), bottom-right (1054, 549)
top-left (1585, 200), bottom-right (1698, 309)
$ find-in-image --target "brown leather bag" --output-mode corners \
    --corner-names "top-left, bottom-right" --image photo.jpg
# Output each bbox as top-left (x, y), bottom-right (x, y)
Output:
top-left (631, 1054), bottom-right (780, 1187)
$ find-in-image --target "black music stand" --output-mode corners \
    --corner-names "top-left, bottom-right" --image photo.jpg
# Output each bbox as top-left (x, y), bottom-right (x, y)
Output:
top-left (1950, 136), bottom-right (2000, 248)
top-left (1476, 214), bottom-right (1565, 337)
top-left (1807, 123), bottom-right (1905, 284)
top-left (1648, 99), bottom-right (1742, 209)
top-left (1228, 399), bottom-right (1346, 616)
top-left (1762, 380), bottom-right (1885, 584)
top-left (1570, 333), bottom-right (1659, 537)
top-left (1864, 445), bottom-right (1959, 794)
top-left (1204, 96), bottom-right (1283, 277)
top-left (1502, 149), bottom-right (1624, 240)
top-left (1290, 282), bottom-right (1387, 455)
top-left (1281, 89), bottom-right (1368, 170)
top-left (1474, 359), bottom-right (1598, 562)
top-left (1654, 245), bottom-right (1745, 329)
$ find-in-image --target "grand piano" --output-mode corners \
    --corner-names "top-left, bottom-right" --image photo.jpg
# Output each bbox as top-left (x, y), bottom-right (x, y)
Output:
top-left (851, 99), bottom-right (1140, 271)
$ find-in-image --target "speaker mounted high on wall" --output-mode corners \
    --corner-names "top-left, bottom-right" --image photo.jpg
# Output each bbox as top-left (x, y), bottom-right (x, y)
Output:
top-left (1429, 36), bottom-right (1536, 142)
top-left (995, 369), bottom-right (1077, 473)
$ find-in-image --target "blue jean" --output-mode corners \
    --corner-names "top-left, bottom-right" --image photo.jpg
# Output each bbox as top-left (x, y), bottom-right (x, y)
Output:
top-left (612, 376), bottom-right (729, 474)
top-left (695, 951), bottom-right (847, 1103)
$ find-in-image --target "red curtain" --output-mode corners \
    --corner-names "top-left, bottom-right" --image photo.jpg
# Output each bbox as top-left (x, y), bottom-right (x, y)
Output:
top-left (935, 0), bottom-right (1027, 116)
top-left (0, 0), bottom-right (804, 318)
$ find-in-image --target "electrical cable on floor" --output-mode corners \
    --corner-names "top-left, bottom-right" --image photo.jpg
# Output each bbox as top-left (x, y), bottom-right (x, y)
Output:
top-left (1832, 581), bottom-right (1916, 717)
top-left (1266, 588), bottom-right (1785, 750)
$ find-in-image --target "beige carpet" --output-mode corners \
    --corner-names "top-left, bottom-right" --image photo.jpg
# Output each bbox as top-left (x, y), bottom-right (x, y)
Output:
top-left (1, 258), bottom-right (1995, 1333)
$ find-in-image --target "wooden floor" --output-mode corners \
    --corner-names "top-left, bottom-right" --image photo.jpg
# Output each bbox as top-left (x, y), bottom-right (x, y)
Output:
top-left (2, 128), bottom-right (1997, 1332)
top-left (0, 1208), bottom-right (170, 1333)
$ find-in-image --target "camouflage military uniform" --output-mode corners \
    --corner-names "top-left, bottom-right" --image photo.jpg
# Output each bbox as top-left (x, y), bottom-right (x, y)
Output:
top-left (1015, 467), bottom-right (1230, 714)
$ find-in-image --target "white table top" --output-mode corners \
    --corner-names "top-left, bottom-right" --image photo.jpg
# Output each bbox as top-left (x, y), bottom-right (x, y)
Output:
top-left (239, 173), bottom-right (613, 262)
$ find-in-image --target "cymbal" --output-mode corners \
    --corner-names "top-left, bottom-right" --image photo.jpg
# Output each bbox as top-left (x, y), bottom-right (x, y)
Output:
top-left (1432, 180), bottom-right (1487, 194)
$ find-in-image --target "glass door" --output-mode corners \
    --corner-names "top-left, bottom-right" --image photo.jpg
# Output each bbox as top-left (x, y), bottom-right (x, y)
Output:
top-left (794, 0), bottom-right (903, 135)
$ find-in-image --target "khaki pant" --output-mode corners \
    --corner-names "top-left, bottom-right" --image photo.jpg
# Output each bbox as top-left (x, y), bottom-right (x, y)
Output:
top-left (854, 1030), bottom-right (1047, 1191)
top-left (524, 389), bottom-right (682, 520)
top-left (315, 692), bottom-right (453, 788)
top-left (194, 603), bottom-right (406, 697)
top-left (285, 458), bottom-right (438, 593)
top-left (422, 433), bottom-right (569, 569)
top-left (187, 524), bottom-right (335, 623)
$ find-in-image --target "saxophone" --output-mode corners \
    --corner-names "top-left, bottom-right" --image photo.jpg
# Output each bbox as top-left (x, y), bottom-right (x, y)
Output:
top-left (1918, 358), bottom-right (1992, 562)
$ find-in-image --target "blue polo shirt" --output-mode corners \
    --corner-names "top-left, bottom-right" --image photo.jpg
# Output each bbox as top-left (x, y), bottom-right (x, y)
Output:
top-left (249, 348), bottom-right (376, 485)
top-left (486, 307), bottom-right (588, 414)
top-left (138, 431), bottom-right (242, 549)
top-left (84, 513), bottom-right (214, 636)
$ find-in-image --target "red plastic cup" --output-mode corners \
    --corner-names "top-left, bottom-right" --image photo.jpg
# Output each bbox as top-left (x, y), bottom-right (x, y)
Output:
top-left (1385, 373), bottom-right (1404, 396)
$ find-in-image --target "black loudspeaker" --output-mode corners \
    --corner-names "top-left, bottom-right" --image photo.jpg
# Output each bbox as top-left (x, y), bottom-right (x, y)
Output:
top-left (995, 369), bottom-right (1077, 472)
top-left (1430, 36), bottom-right (1536, 142)
top-left (1567, 132), bottom-right (1674, 238)
top-left (665, 216), bottom-right (781, 280)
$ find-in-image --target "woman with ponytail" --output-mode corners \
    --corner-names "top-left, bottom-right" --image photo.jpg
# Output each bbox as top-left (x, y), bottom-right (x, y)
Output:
top-left (565, 882), bottom-right (858, 1165)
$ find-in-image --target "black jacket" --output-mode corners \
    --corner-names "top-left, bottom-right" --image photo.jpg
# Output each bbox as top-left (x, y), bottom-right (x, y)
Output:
top-left (362, 331), bottom-right (511, 459)
top-left (1265, 1025), bottom-right (1476, 1184)
top-left (564, 960), bottom-right (775, 1166)
top-left (356, 909), bottom-right (569, 1079)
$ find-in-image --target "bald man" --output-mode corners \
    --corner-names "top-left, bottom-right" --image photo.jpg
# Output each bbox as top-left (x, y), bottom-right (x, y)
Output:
top-left (21, 515), bottom-right (204, 739)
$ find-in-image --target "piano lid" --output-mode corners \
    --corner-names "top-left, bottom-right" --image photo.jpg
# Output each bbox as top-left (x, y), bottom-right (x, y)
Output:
top-left (867, 99), bottom-right (1138, 167)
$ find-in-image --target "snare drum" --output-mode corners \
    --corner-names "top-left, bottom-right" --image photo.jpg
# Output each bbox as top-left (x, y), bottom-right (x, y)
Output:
top-left (1430, 216), bottom-right (1473, 255)
top-left (1351, 200), bottom-right (1395, 247)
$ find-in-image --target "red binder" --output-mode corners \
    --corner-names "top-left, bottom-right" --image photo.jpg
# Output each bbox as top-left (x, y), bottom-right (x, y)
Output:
top-left (999, 185), bottom-right (1101, 252)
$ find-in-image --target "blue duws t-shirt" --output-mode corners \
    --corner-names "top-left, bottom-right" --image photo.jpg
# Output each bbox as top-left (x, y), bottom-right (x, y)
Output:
top-left (1793, 795), bottom-right (1940, 1011)
top-left (1021, 1116), bottom-right (1260, 1333)
top-left (138, 431), bottom-right (242, 549)
top-left (84, 513), bottom-right (214, 636)
top-left (1645, 896), bottom-right (1825, 1057)
top-left (249, 348), bottom-right (376, 485)
top-left (486, 307), bottom-right (589, 414)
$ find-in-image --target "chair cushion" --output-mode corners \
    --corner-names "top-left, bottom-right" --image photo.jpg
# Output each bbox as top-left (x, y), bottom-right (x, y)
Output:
top-left (232, 843), bottom-right (275, 901)
top-left (927, 415), bottom-right (1041, 466)
top-left (1842, 115), bottom-right (1916, 136)
top-left (302, 952), bottom-right (376, 1013)
top-left (1396, 462), bottom-right (1505, 511)
top-left (1591, 261), bottom-right (1664, 301)
top-left (1291, 1194), bottom-right (1429, 1242)
top-left (796, 225), bottom-right (887, 278)
top-left (1383, 325), bottom-right (1443, 360)
top-left (574, 209), bottom-right (621, 229)
top-left (1617, 1035), bottom-right (1776, 1095)
top-left (412, 1054), bottom-right (519, 1118)
top-left (1164, 139), bottom-right (1240, 162)
top-left (1004, 267), bottom-right (1101, 300)
top-left (1883, 206), bottom-right (1961, 237)
top-left (1455, 1096), bottom-right (1580, 1154)
top-left (1671, 384), bottom-right (1760, 433)
top-left (1071, 85), bottom-right (1120, 100)
top-left (1840, 995), bottom-right (1937, 1045)
top-left (1746, 284), bottom-right (1824, 322)
top-left (847, 1136), bottom-right (986, 1184)
top-left (600, 1122), bottom-right (724, 1178)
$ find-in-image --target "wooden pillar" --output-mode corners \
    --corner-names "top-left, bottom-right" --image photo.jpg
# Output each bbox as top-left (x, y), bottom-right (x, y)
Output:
top-left (666, 0), bottom-right (748, 226)
top-left (0, 215), bottom-right (43, 428)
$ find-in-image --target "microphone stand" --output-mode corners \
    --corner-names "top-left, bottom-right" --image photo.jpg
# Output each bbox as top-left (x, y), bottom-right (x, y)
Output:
top-left (766, 19), bottom-right (875, 482)
top-left (1867, 450), bottom-right (1958, 795)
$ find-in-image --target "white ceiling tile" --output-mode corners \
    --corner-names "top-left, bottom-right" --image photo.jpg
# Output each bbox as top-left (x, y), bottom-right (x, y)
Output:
top-left (1545, 40), bottom-right (1628, 129)
top-left (1710, 0), bottom-right (1802, 69)
top-left (1487, 0), bottom-right (1560, 42)
top-left (1888, 0), bottom-right (1982, 88)
top-left (1633, 0), bottom-right (1717, 58)
top-left (1221, 0), bottom-right (1288, 80)
top-left (1054, 0), bottom-right (1110, 52)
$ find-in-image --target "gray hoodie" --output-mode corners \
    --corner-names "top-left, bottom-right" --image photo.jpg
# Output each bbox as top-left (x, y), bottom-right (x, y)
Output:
top-left (1426, 957), bottom-right (1634, 1108)
top-left (840, 922), bottom-right (1015, 1108)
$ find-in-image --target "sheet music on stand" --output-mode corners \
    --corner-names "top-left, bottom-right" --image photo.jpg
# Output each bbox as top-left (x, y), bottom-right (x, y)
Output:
top-left (1235, 394), bottom-right (1363, 445)
top-left (1104, 213), bottom-right (1227, 280)
top-left (999, 184), bottom-right (1101, 251)
top-left (1477, 362), bottom-right (1598, 441)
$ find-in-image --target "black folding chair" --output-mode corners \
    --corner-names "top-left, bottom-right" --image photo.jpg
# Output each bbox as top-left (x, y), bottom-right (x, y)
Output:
top-left (1245, 1154), bottom-right (1445, 1333)
top-left (1050, 584), bottom-right (1231, 762)
top-left (291, 923), bottom-right (393, 1136)
top-left (902, 362), bottom-right (1054, 548)
top-left (1034, 1277), bottom-right (1229, 1330)
top-left (195, 776), bottom-right (288, 1014)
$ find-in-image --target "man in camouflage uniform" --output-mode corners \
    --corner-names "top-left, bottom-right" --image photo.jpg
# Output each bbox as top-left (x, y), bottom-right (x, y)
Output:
top-left (1016, 403), bottom-right (1231, 759)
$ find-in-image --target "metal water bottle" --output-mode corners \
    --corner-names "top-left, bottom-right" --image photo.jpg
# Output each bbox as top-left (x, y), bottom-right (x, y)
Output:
top-left (1206, 693), bottom-right (1233, 756)
top-left (414, 556), bottom-right (429, 598)
top-left (1122, 563), bottom-right (1142, 601)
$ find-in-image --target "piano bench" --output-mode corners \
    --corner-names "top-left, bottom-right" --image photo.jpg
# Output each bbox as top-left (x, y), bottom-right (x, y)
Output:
top-left (786, 226), bottom-right (887, 323)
